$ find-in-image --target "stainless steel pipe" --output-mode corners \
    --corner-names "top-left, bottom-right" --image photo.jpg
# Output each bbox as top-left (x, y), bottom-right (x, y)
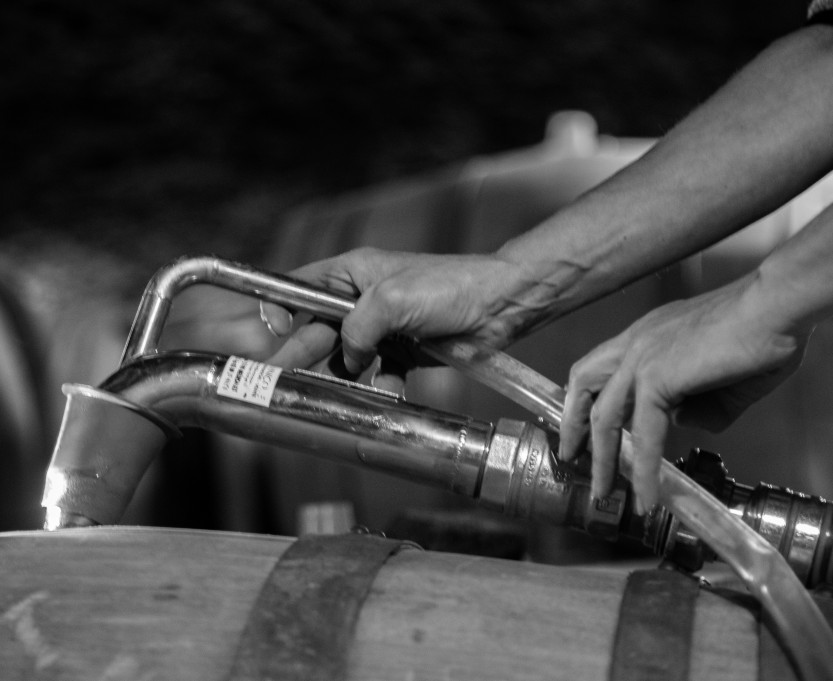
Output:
top-left (122, 256), bottom-right (355, 363)
top-left (43, 350), bottom-right (609, 535)
top-left (44, 352), bottom-right (491, 528)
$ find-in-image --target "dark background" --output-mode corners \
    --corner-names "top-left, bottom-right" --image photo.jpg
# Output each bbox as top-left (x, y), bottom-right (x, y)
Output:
top-left (1, 1), bottom-right (807, 273)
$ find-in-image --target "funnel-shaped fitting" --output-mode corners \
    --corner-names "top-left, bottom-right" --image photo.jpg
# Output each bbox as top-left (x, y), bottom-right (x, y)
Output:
top-left (42, 384), bottom-right (180, 528)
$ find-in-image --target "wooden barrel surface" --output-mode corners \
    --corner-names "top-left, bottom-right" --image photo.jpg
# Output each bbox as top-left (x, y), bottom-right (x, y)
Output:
top-left (0, 527), bottom-right (764, 680)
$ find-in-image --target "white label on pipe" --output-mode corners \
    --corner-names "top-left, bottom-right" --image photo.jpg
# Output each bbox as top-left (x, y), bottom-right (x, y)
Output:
top-left (217, 356), bottom-right (281, 407)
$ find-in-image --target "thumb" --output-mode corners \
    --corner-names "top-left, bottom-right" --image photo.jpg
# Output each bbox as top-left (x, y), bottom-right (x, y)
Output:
top-left (340, 283), bottom-right (407, 374)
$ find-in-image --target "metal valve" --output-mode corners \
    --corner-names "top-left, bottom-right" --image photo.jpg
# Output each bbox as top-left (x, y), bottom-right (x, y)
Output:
top-left (641, 449), bottom-right (833, 586)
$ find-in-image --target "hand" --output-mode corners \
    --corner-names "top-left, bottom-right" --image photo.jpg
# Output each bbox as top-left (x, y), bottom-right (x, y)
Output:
top-left (262, 247), bottom-right (532, 393)
top-left (557, 274), bottom-right (809, 514)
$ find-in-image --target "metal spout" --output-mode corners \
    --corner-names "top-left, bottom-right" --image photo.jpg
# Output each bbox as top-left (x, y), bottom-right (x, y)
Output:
top-left (42, 384), bottom-right (179, 529)
top-left (42, 352), bottom-right (499, 528)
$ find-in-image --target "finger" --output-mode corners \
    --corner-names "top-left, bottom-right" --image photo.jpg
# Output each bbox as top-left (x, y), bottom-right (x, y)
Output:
top-left (260, 255), bottom-right (365, 336)
top-left (260, 301), bottom-right (293, 337)
top-left (313, 345), bottom-right (364, 381)
top-left (371, 373), bottom-right (406, 395)
top-left (340, 282), bottom-right (409, 374)
top-left (267, 319), bottom-right (341, 369)
top-left (287, 247), bottom-right (406, 298)
top-left (374, 345), bottom-right (411, 393)
top-left (558, 384), bottom-right (593, 462)
top-left (286, 256), bottom-right (364, 296)
top-left (630, 386), bottom-right (670, 515)
top-left (588, 368), bottom-right (633, 500)
top-left (371, 357), bottom-right (407, 396)
top-left (560, 338), bottom-right (628, 462)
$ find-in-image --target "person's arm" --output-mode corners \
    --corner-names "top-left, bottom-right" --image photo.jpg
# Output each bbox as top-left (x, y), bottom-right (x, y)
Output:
top-left (267, 24), bottom-right (833, 385)
top-left (558, 200), bottom-right (833, 514)
top-left (496, 23), bottom-right (833, 328)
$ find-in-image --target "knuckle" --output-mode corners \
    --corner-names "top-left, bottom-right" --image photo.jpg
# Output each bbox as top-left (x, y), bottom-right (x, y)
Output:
top-left (567, 359), bottom-right (594, 393)
top-left (627, 333), bottom-right (654, 360)
top-left (589, 403), bottom-right (607, 429)
top-left (567, 361), bottom-right (585, 387)
top-left (372, 281), bottom-right (410, 314)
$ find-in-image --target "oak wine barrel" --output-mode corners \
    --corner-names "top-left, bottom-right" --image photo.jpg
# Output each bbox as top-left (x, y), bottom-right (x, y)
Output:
top-left (0, 527), bottom-right (792, 680)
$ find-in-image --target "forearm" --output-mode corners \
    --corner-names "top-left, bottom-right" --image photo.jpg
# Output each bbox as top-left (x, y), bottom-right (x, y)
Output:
top-left (751, 202), bottom-right (833, 338)
top-left (496, 24), bottom-right (833, 332)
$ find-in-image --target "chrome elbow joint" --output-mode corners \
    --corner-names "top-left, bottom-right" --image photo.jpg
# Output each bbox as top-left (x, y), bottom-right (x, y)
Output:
top-left (42, 384), bottom-right (179, 529)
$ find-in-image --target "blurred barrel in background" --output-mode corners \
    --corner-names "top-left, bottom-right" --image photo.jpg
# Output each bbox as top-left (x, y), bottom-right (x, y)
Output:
top-left (0, 242), bottom-right (142, 530)
top-left (0, 269), bottom-right (49, 530)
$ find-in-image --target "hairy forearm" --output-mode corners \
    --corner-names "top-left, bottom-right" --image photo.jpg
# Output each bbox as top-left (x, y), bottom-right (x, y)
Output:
top-left (496, 24), bottom-right (833, 332)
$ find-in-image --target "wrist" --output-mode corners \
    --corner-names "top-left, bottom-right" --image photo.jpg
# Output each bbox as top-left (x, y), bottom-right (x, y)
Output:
top-left (744, 262), bottom-right (817, 340)
top-left (491, 240), bottom-right (591, 331)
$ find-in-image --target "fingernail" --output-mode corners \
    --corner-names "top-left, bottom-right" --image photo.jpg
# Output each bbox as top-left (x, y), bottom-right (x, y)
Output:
top-left (344, 360), bottom-right (359, 375)
top-left (558, 440), bottom-right (577, 463)
top-left (259, 302), bottom-right (292, 337)
top-left (344, 353), bottom-right (370, 376)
